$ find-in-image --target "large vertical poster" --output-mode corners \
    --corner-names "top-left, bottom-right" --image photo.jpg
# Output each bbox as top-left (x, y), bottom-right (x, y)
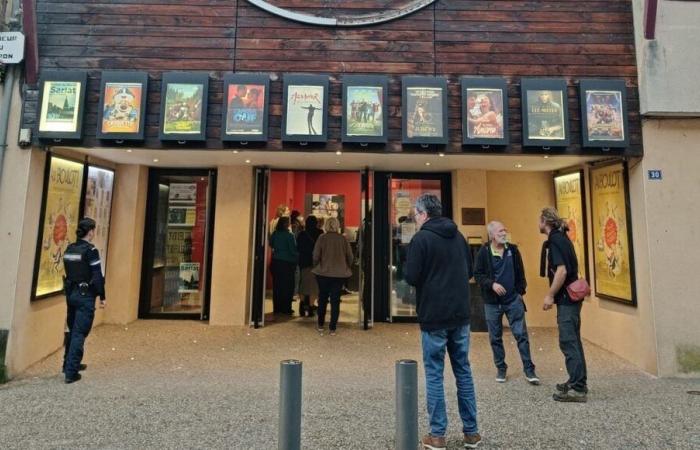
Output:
top-left (554, 171), bottom-right (588, 280)
top-left (346, 86), bottom-right (383, 137)
top-left (286, 85), bottom-right (324, 136)
top-left (33, 155), bottom-right (85, 299)
top-left (84, 166), bottom-right (115, 276)
top-left (590, 162), bottom-right (636, 305)
top-left (406, 87), bottom-right (444, 139)
top-left (163, 83), bottom-right (205, 134)
top-left (101, 82), bottom-right (143, 134)
top-left (39, 81), bottom-right (82, 133)
top-left (225, 83), bottom-right (265, 135)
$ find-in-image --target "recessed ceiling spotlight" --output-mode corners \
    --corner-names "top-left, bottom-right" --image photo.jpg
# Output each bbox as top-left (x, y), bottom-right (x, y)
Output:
top-left (335, 161), bottom-right (340, 165)
top-left (425, 162), bottom-right (431, 166)
top-left (336, 151), bottom-right (342, 156)
top-left (126, 149), bottom-right (133, 153)
top-left (543, 155), bottom-right (549, 159)
top-left (245, 159), bottom-right (251, 164)
top-left (232, 150), bottom-right (239, 154)
top-left (514, 163), bottom-right (523, 168)
top-left (153, 158), bottom-right (159, 163)
top-left (438, 153), bottom-right (445, 157)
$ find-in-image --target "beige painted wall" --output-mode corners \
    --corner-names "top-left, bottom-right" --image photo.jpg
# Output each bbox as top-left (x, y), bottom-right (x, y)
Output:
top-left (209, 165), bottom-right (254, 326)
top-left (485, 171), bottom-right (557, 328)
top-left (451, 169), bottom-right (488, 243)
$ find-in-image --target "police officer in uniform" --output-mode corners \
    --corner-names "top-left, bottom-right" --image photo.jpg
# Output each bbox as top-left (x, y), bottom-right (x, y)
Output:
top-left (62, 218), bottom-right (106, 384)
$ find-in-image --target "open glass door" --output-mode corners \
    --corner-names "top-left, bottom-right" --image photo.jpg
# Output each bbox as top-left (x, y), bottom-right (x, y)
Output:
top-left (249, 167), bottom-right (270, 328)
top-left (359, 168), bottom-right (374, 329)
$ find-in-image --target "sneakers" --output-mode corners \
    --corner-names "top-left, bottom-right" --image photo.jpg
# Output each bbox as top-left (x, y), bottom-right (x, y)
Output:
top-left (421, 435), bottom-right (446, 450)
top-left (495, 367), bottom-right (507, 383)
top-left (64, 373), bottom-right (82, 384)
top-left (524, 369), bottom-right (540, 386)
top-left (329, 330), bottom-right (337, 336)
top-left (464, 433), bottom-right (482, 448)
top-left (553, 389), bottom-right (587, 403)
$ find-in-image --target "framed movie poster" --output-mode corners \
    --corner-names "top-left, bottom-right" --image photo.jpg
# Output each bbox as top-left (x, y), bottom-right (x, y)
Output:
top-left (461, 77), bottom-right (509, 146)
top-left (554, 170), bottom-right (588, 281)
top-left (342, 75), bottom-right (388, 144)
top-left (521, 78), bottom-right (570, 147)
top-left (304, 193), bottom-right (345, 230)
top-left (32, 154), bottom-right (85, 299)
top-left (589, 161), bottom-right (636, 305)
top-left (402, 76), bottom-right (449, 145)
top-left (37, 71), bottom-right (88, 141)
top-left (580, 79), bottom-right (629, 149)
top-left (97, 71), bottom-right (148, 141)
top-left (84, 165), bottom-right (115, 276)
top-left (282, 75), bottom-right (329, 143)
top-left (222, 73), bottom-right (270, 142)
top-left (159, 72), bottom-right (209, 142)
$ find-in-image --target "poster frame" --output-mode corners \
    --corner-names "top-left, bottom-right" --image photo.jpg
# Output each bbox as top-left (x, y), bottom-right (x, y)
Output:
top-left (401, 76), bottom-right (449, 146)
top-left (460, 76), bottom-right (509, 146)
top-left (579, 79), bottom-right (629, 149)
top-left (553, 169), bottom-right (589, 282)
top-left (96, 71), bottom-right (149, 141)
top-left (36, 70), bottom-right (88, 141)
top-left (221, 73), bottom-right (270, 143)
top-left (341, 75), bottom-right (389, 144)
top-left (84, 163), bottom-right (116, 276)
top-left (521, 77), bottom-right (570, 148)
top-left (158, 72), bottom-right (209, 142)
top-left (588, 160), bottom-right (637, 306)
top-left (282, 74), bottom-right (329, 143)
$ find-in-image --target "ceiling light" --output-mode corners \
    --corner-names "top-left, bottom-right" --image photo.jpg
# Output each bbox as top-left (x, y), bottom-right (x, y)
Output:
top-left (438, 153), bottom-right (445, 157)
top-left (335, 161), bottom-right (340, 165)
top-left (543, 155), bottom-right (549, 159)
top-left (126, 149), bottom-right (133, 153)
top-left (153, 158), bottom-right (159, 163)
top-left (514, 163), bottom-right (523, 168)
top-left (425, 162), bottom-right (431, 166)
top-left (245, 159), bottom-right (251, 164)
top-left (232, 150), bottom-right (239, 154)
top-left (336, 151), bottom-right (342, 156)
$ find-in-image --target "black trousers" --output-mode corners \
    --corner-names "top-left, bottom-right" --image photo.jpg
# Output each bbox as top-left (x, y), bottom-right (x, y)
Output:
top-left (556, 302), bottom-right (587, 392)
top-left (270, 259), bottom-right (296, 314)
top-left (316, 275), bottom-right (345, 331)
top-left (63, 291), bottom-right (96, 378)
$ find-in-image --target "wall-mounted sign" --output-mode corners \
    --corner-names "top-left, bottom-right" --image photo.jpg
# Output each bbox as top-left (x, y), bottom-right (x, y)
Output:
top-left (461, 77), bottom-right (509, 147)
top-left (554, 170), bottom-right (588, 281)
top-left (648, 170), bottom-right (662, 180)
top-left (222, 73), bottom-right (270, 142)
top-left (402, 76), bottom-right (449, 146)
top-left (342, 75), bottom-right (389, 144)
top-left (159, 72), bottom-right (209, 142)
top-left (580, 79), bottom-right (629, 149)
top-left (0, 32), bottom-right (25, 64)
top-left (282, 74), bottom-right (329, 143)
top-left (521, 78), bottom-right (570, 148)
top-left (37, 71), bottom-right (88, 141)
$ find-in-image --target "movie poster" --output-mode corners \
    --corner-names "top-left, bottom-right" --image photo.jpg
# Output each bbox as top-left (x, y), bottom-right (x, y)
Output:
top-left (101, 82), bottom-right (143, 134)
top-left (84, 166), bottom-right (114, 276)
top-left (168, 207), bottom-right (196, 226)
top-left (39, 81), bottom-right (82, 133)
top-left (226, 83), bottom-right (265, 135)
top-left (465, 88), bottom-right (504, 139)
top-left (406, 87), bottom-right (444, 138)
top-left (178, 262), bottom-right (200, 293)
top-left (35, 156), bottom-right (85, 297)
top-left (590, 162), bottom-right (634, 303)
top-left (554, 172), bottom-right (586, 279)
top-left (286, 85), bottom-right (324, 135)
top-left (346, 86), bottom-right (383, 137)
top-left (168, 183), bottom-right (197, 204)
top-left (526, 89), bottom-right (566, 140)
top-left (585, 90), bottom-right (625, 141)
top-left (162, 83), bottom-right (204, 134)
top-left (305, 194), bottom-right (345, 230)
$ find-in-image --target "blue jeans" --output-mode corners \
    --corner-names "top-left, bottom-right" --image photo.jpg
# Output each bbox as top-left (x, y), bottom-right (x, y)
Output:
top-left (63, 291), bottom-right (96, 378)
top-left (484, 297), bottom-right (535, 372)
top-left (421, 325), bottom-right (478, 437)
top-left (557, 302), bottom-right (587, 392)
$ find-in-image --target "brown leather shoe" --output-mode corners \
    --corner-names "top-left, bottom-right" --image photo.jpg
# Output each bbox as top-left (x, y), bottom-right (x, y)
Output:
top-left (464, 432), bottom-right (482, 448)
top-left (421, 434), bottom-right (447, 450)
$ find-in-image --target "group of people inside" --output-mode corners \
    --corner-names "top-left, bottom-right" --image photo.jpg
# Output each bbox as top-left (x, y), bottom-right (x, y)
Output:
top-left (268, 204), bottom-right (354, 336)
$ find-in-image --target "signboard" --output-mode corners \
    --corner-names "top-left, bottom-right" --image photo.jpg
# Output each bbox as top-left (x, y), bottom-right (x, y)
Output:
top-left (0, 32), bottom-right (24, 64)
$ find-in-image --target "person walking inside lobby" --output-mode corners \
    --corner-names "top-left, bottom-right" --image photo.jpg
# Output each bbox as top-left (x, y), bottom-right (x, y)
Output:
top-left (312, 217), bottom-right (353, 336)
top-left (270, 216), bottom-right (298, 315)
top-left (474, 221), bottom-right (539, 385)
top-left (62, 218), bottom-right (106, 384)
top-left (539, 207), bottom-right (588, 402)
top-left (404, 194), bottom-right (481, 450)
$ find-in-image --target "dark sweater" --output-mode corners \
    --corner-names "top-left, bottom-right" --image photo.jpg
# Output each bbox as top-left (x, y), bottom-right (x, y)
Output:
top-left (269, 230), bottom-right (298, 264)
top-left (474, 242), bottom-right (527, 305)
top-left (404, 216), bottom-right (472, 331)
top-left (297, 228), bottom-right (323, 268)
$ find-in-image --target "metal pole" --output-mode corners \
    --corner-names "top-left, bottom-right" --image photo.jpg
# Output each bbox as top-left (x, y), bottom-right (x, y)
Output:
top-left (279, 359), bottom-right (302, 450)
top-left (395, 359), bottom-right (418, 450)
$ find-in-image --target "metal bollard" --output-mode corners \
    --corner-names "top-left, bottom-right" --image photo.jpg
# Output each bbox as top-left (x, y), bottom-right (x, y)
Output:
top-left (395, 359), bottom-right (418, 450)
top-left (279, 359), bottom-right (302, 450)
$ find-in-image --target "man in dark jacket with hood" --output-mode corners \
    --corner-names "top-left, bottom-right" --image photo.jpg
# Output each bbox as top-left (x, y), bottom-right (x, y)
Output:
top-left (474, 221), bottom-right (539, 386)
top-left (405, 194), bottom-right (481, 450)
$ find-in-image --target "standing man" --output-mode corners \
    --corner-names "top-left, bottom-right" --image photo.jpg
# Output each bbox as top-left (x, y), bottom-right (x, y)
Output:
top-left (539, 207), bottom-right (588, 402)
top-left (474, 221), bottom-right (539, 385)
top-left (404, 194), bottom-right (481, 450)
top-left (62, 218), bottom-right (106, 384)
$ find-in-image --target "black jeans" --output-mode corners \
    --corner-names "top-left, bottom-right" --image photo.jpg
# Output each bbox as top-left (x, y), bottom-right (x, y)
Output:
top-left (316, 275), bottom-right (344, 331)
top-left (556, 302), bottom-right (587, 392)
top-left (271, 259), bottom-right (296, 314)
top-left (63, 291), bottom-right (96, 378)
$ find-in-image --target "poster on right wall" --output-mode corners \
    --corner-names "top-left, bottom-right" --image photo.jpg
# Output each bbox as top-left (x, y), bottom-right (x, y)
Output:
top-left (590, 161), bottom-right (636, 305)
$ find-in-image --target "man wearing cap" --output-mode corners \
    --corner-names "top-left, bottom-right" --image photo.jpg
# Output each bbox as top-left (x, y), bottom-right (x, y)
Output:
top-left (62, 218), bottom-right (106, 384)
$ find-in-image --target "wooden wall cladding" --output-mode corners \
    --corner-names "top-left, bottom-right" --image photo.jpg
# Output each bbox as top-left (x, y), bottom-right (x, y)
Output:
top-left (22, 0), bottom-right (642, 156)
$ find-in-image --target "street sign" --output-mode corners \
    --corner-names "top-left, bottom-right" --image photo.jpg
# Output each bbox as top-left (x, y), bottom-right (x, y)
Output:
top-left (0, 32), bottom-right (25, 64)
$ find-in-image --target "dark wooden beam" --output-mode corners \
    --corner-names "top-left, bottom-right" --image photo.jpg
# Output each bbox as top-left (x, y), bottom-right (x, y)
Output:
top-left (644, 0), bottom-right (658, 40)
top-left (21, 0), bottom-right (39, 85)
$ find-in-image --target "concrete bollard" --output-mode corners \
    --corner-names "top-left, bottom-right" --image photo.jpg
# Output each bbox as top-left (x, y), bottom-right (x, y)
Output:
top-left (279, 359), bottom-right (302, 450)
top-left (395, 359), bottom-right (419, 450)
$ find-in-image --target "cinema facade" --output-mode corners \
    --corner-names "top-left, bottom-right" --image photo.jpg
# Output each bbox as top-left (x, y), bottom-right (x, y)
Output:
top-left (1, 0), bottom-right (698, 381)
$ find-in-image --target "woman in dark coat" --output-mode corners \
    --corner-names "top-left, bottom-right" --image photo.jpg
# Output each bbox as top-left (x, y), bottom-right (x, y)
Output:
top-left (269, 217), bottom-right (298, 315)
top-left (296, 215), bottom-right (323, 317)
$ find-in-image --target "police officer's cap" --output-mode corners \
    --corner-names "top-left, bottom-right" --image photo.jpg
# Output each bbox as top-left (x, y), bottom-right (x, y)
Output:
top-left (77, 217), bottom-right (96, 237)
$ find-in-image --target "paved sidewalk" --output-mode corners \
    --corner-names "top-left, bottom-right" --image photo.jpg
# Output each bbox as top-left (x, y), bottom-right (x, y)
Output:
top-left (1, 320), bottom-right (698, 449)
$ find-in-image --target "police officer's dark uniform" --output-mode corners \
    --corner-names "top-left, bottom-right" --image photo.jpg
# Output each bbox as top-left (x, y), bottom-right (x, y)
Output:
top-left (62, 218), bottom-right (105, 383)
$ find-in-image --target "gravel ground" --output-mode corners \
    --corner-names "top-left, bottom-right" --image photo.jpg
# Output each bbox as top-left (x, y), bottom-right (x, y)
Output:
top-left (1, 320), bottom-right (698, 449)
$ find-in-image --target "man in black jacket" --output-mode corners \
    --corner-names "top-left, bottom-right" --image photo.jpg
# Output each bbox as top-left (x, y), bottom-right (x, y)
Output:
top-left (474, 221), bottom-right (539, 386)
top-left (405, 194), bottom-right (481, 450)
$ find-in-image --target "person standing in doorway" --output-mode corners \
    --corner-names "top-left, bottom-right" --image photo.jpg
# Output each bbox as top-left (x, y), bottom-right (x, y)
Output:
top-left (297, 215), bottom-right (323, 317)
top-left (474, 221), bottom-right (539, 385)
top-left (539, 207), bottom-right (588, 402)
top-left (312, 217), bottom-right (353, 336)
top-left (269, 217), bottom-right (298, 315)
top-left (62, 218), bottom-right (106, 384)
top-left (404, 194), bottom-right (481, 450)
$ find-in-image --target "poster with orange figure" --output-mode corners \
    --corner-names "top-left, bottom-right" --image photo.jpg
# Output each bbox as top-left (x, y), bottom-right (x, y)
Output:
top-left (590, 162), bottom-right (636, 305)
top-left (33, 155), bottom-right (85, 299)
top-left (554, 171), bottom-right (588, 281)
